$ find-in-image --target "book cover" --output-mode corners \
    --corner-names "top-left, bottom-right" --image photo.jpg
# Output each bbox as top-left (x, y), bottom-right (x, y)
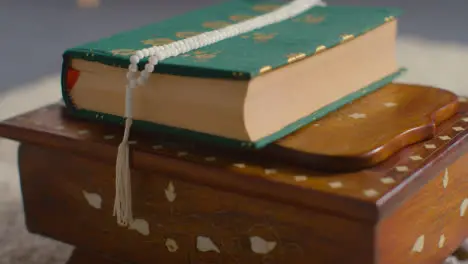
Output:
top-left (62, 1), bottom-right (402, 79)
top-left (62, 0), bottom-right (404, 148)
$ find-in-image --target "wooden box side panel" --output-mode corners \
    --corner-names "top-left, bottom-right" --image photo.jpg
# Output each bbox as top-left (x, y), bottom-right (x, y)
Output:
top-left (377, 153), bottom-right (468, 264)
top-left (19, 144), bottom-right (375, 264)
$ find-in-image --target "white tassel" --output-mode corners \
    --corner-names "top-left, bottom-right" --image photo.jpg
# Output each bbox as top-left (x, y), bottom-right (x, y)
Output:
top-left (114, 118), bottom-right (133, 226)
top-left (114, 86), bottom-right (135, 226)
top-left (113, 0), bottom-right (325, 226)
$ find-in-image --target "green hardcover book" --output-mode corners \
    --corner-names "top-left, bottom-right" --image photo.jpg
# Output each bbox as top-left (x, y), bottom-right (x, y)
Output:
top-left (62, 0), bottom-right (404, 149)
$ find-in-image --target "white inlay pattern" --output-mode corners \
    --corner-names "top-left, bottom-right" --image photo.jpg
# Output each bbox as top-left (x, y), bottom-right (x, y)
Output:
top-left (425, 144), bottom-right (437, 149)
top-left (264, 169), bottom-right (277, 175)
top-left (233, 163), bottom-right (246, 169)
top-left (461, 199), bottom-right (468, 217)
top-left (55, 125), bottom-right (65, 131)
top-left (381, 177), bottom-right (395, 184)
top-left (453, 126), bottom-right (465, 132)
top-left (396, 166), bottom-right (409, 172)
top-left (177, 152), bottom-right (188, 157)
top-left (205, 156), bottom-right (217, 162)
top-left (197, 236), bottom-right (220, 253)
top-left (250, 236), bottom-right (277, 254)
top-left (165, 238), bottom-right (179, 252)
top-left (103, 134), bottom-right (115, 140)
top-left (77, 130), bottom-right (89, 135)
top-left (439, 136), bottom-right (451, 141)
top-left (443, 169), bottom-right (449, 189)
top-left (349, 113), bottom-right (367, 119)
top-left (384, 102), bottom-right (397, 107)
top-left (82, 191), bottom-right (102, 209)
top-left (412, 235), bottom-right (425, 253)
top-left (410, 155), bottom-right (423, 161)
top-left (439, 234), bottom-right (446, 248)
top-left (129, 219), bottom-right (150, 236)
top-left (462, 117), bottom-right (468, 122)
top-left (152, 145), bottom-right (163, 150)
top-left (328, 181), bottom-right (343, 189)
top-left (294, 175), bottom-right (308, 182)
top-left (363, 189), bottom-right (379, 197)
top-left (165, 182), bottom-right (177, 202)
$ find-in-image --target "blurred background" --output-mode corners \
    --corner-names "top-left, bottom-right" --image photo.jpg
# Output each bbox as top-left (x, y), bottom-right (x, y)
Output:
top-left (0, 0), bottom-right (467, 93)
top-left (0, 1), bottom-right (467, 264)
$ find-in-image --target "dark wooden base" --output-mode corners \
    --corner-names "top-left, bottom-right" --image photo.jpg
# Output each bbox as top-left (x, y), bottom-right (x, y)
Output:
top-left (0, 94), bottom-right (465, 264)
top-left (67, 249), bottom-right (121, 264)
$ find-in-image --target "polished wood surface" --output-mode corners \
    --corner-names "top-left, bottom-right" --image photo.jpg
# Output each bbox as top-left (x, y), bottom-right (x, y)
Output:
top-left (23, 144), bottom-right (468, 264)
top-left (17, 141), bottom-right (468, 264)
top-left (271, 84), bottom-right (459, 171)
top-left (0, 94), bottom-right (466, 221)
top-left (0, 89), bottom-right (465, 263)
top-left (378, 154), bottom-right (468, 264)
top-left (65, 83), bottom-right (460, 172)
top-left (20, 143), bottom-right (375, 264)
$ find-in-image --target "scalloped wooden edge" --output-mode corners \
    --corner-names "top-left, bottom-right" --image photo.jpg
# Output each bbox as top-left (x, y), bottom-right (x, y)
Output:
top-left (266, 84), bottom-right (460, 172)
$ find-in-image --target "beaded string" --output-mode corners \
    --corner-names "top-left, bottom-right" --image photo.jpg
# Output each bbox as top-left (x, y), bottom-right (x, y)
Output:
top-left (114, 0), bottom-right (327, 227)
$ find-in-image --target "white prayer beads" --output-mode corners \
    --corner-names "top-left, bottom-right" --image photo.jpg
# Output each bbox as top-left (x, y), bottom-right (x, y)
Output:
top-left (114, 0), bottom-right (327, 227)
top-left (124, 0), bottom-right (326, 94)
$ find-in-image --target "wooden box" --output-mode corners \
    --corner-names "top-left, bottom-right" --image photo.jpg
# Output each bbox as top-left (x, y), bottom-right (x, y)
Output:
top-left (1, 84), bottom-right (467, 264)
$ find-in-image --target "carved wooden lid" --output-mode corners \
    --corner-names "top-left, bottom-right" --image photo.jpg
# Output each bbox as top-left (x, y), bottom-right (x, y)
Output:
top-left (0, 84), bottom-right (466, 222)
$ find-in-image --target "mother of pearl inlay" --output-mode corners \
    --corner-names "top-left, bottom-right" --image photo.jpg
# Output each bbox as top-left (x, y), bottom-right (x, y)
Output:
top-left (103, 134), bottom-right (115, 140)
top-left (410, 155), bottom-right (423, 161)
top-left (129, 219), bottom-right (150, 236)
top-left (396, 166), bottom-right (409, 172)
top-left (196, 236), bottom-right (220, 253)
top-left (439, 135), bottom-right (451, 141)
top-left (165, 182), bottom-right (177, 202)
top-left (439, 234), bottom-right (446, 248)
top-left (380, 177), bottom-right (395, 184)
top-left (328, 181), bottom-right (343, 189)
top-left (460, 199), bottom-right (468, 217)
top-left (165, 238), bottom-right (179, 252)
top-left (294, 175), bottom-right (307, 182)
top-left (234, 163), bottom-right (246, 168)
top-left (425, 144), bottom-right (437, 149)
top-left (82, 191), bottom-right (102, 209)
top-left (384, 102), bottom-right (397, 107)
top-left (205, 156), bottom-right (216, 162)
top-left (412, 235), bottom-right (425, 253)
top-left (250, 236), bottom-right (277, 254)
top-left (443, 169), bottom-right (449, 189)
top-left (349, 113), bottom-right (367, 119)
top-left (363, 189), bottom-right (379, 197)
top-left (77, 130), bottom-right (89, 135)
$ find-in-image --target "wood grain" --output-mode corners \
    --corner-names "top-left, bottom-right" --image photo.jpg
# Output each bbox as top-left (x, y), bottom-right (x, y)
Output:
top-left (0, 90), bottom-right (465, 263)
top-left (0, 92), bottom-right (466, 222)
top-left (269, 83), bottom-right (459, 171)
top-left (18, 142), bottom-right (468, 264)
top-left (377, 154), bottom-right (468, 264)
top-left (19, 144), bottom-right (375, 264)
